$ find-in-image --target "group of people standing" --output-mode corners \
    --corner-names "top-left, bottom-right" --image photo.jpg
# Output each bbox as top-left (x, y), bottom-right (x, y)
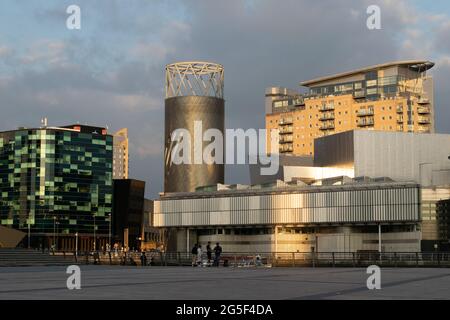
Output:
top-left (192, 241), bottom-right (222, 267)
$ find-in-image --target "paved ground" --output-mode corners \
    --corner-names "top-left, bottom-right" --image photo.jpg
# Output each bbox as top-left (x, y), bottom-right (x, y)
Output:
top-left (0, 265), bottom-right (449, 300)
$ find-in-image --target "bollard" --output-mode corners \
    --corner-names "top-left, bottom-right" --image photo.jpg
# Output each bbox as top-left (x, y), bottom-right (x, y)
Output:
top-left (332, 252), bottom-right (335, 268)
top-left (292, 252), bottom-right (295, 267)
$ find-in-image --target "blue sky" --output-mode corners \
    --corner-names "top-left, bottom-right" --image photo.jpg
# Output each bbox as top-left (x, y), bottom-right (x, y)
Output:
top-left (0, 0), bottom-right (450, 198)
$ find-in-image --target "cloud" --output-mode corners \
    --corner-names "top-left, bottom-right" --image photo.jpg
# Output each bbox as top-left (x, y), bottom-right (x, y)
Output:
top-left (1, 0), bottom-right (450, 197)
top-left (20, 40), bottom-right (68, 66)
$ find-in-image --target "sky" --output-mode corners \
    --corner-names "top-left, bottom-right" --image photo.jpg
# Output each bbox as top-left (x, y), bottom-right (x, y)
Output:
top-left (0, 0), bottom-right (449, 198)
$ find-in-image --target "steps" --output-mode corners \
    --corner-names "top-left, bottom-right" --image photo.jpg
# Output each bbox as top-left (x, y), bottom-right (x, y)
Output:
top-left (0, 248), bottom-right (75, 267)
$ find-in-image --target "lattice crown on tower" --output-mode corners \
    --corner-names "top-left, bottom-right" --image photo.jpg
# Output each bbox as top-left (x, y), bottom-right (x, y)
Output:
top-left (165, 61), bottom-right (224, 99)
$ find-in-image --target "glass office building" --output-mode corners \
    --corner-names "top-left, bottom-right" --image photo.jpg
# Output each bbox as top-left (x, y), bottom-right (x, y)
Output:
top-left (0, 124), bottom-right (113, 251)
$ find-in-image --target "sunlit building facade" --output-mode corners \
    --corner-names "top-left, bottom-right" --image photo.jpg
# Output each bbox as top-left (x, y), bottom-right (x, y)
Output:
top-left (266, 60), bottom-right (435, 155)
top-left (113, 128), bottom-right (129, 179)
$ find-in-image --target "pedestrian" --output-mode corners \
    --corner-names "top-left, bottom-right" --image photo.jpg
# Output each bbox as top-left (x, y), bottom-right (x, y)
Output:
top-left (255, 254), bottom-right (262, 267)
top-left (213, 242), bottom-right (222, 267)
top-left (206, 241), bottom-right (212, 265)
top-left (191, 243), bottom-right (198, 267)
top-left (197, 244), bottom-right (203, 266)
top-left (140, 251), bottom-right (147, 266)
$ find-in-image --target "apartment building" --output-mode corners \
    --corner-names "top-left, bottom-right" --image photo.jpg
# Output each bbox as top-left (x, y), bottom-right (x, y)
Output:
top-left (265, 60), bottom-right (434, 155)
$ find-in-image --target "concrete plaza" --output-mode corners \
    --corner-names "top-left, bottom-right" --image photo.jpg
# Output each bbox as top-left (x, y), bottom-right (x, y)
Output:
top-left (0, 265), bottom-right (449, 300)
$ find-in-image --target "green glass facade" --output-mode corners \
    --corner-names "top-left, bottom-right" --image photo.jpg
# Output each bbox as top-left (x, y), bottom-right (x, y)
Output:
top-left (0, 127), bottom-right (113, 247)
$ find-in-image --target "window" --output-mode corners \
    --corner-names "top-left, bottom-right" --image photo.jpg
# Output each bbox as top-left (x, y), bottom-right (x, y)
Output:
top-left (367, 87), bottom-right (377, 95)
top-left (366, 79), bottom-right (377, 87)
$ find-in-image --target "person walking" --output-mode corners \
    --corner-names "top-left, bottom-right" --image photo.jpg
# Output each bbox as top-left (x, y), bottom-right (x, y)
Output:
top-left (191, 243), bottom-right (198, 267)
top-left (213, 242), bottom-right (222, 267)
top-left (140, 251), bottom-right (147, 266)
top-left (206, 241), bottom-right (212, 266)
top-left (197, 244), bottom-right (203, 267)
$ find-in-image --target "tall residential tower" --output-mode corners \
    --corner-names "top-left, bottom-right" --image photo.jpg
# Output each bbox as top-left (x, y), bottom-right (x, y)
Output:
top-left (266, 60), bottom-right (435, 155)
top-left (113, 128), bottom-right (129, 179)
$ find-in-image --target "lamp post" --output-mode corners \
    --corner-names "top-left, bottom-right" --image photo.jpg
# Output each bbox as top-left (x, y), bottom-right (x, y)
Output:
top-left (56, 221), bottom-right (60, 251)
top-left (378, 223), bottom-right (382, 253)
top-left (27, 212), bottom-right (31, 249)
top-left (108, 213), bottom-right (112, 250)
top-left (93, 213), bottom-right (96, 251)
top-left (75, 232), bottom-right (78, 257)
top-left (53, 216), bottom-right (56, 250)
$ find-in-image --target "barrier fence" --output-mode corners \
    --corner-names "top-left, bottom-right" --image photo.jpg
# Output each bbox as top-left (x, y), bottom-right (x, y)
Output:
top-left (51, 251), bottom-right (450, 268)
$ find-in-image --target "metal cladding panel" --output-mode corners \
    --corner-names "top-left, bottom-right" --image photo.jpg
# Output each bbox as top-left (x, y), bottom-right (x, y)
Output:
top-left (353, 131), bottom-right (450, 185)
top-left (153, 184), bottom-right (420, 227)
top-left (314, 130), bottom-right (355, 168)
top-left (164, 96), bottom-right (225, 193)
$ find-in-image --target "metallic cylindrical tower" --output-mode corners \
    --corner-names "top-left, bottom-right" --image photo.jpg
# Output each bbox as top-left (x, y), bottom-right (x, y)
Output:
top-left (164, 62), bottom-right (225, 193)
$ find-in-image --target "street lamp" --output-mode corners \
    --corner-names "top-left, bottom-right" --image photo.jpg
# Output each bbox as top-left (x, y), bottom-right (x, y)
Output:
top-left (75, 232), bottom-right (78, 257)
top-left (56, 221), bottom-right (60, 251)
top-left (93, 213), bottom-right (96, 251)
top-left (27, 212), bottom-right (31, 249)
top-left (53, 216), bottom-right (56, 250)
top-left (108, 213), bottom-right (112, 250)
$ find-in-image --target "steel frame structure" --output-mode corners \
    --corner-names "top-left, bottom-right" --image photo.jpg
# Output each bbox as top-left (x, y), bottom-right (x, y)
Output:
top-left (165, 61), bottom-right (224, 99)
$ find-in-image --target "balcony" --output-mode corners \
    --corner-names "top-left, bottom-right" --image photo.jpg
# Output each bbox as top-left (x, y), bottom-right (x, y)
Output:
top-left (357, 108), bottom-right (374, 117)
top-left (397, 125), bottom-right (404, 131)
top-left (319, 104), bottom-right (334, 111)
top-left (357, 117), bottom-right (374, 127)
top-left (417, 106), bottom-right (431, 114)
top-left (418, 98), bottom-right (430, 105)
top-left (353, 90), bottom-right (366, 99)
top-left (319, 123), bottom-right (335, 130)
top-left (279, 145), bottom-right (293, 153)
top-left (397, 116), bottom-right (403, 123)
top-left (279, 118), bottom-right (293, 126)
top-left (417, 126), bottom-right (430, 133)
top-left (279, 135), bottom-right (293, 144)
top-left (293, 98), bottom-right (305, 106)
top-left (396, 106), bottom-right (403, 113)
top-left (418, 117), bottom-right (431, 124)
top-left (319, 113), bottom-right (335, 121)
top-left (279, 126), bottom-right (293, 134)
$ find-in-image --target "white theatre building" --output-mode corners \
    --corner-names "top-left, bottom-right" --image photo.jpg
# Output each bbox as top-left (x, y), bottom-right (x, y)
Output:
top-left (153, 130), bottom-right (450, 253)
